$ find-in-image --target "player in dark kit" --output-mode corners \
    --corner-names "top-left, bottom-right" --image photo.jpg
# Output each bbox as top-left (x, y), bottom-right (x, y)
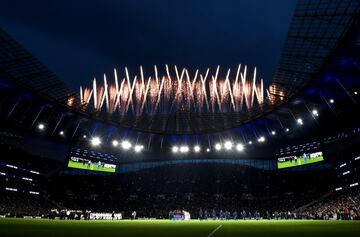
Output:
top-left (241, 210), bottom-right (246, 220)
top-left (226, 210), bottom-right (231, 220)
top-left (212, 209), bottom-right (216, 220)
top-left (266, 211), bottom-right (271, 220)
top-left (255, 211), bottom-right (260, 220)
top-left (169, 211), bottom-right (173, 220)
top-left (233, 210), bottom-right (238, 220)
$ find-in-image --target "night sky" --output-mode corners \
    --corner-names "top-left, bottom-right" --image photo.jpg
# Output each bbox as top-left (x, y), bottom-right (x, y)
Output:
top-left (0, 0), bottom-right (296, 90)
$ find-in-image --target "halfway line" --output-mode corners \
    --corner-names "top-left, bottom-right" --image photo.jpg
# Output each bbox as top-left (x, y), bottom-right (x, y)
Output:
top-left (207, 224), bottom-right (223, 237)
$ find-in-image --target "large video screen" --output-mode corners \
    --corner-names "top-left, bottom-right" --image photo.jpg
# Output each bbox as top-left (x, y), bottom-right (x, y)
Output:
top-left (68, 156), bottom-right (116, 173)
top-left (277, 151), bottom-right (324, 169)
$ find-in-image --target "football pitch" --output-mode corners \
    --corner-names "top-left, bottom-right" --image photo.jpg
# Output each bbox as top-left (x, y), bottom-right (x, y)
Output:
top-left (1, 219), bottom-right (360, 237)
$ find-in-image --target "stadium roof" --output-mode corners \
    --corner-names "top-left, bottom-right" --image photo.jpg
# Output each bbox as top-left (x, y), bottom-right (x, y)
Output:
top-left (0, 0), bottom-right (359, 136)
top-left (270, 0), bottom-right (360, 98)
top-left (0, 29), bottom-right (80, 106)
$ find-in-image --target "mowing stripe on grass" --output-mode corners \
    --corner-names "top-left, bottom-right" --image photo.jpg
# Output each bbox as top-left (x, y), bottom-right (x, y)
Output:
top-left (207, 224), bottom-right (222, 237)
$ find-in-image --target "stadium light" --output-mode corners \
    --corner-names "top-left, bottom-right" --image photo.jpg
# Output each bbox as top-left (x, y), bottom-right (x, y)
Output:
top-left (112, 140), bottom-right (119, 147)
top-left (258, 136), bottom-right (265, 143)
top-left (121, 140), bottom-right (132, 150)
top-left (194, 145), bottom-right (201, 153)
top-left (355, 91), bottom-right (358, 95)
top-left (206, 148), bottom-right (210, 152)
top-left (248, 141), bottom-right (252, 145)
top-left (172, 146), bottom-right (179, 153)
top-left (285, 128), bottom-right (290, 132)
top-left (59, 130), bottom-right (64, 136)
top-left (215, 143), bottom-right (222, 151)
top-left (224, 141), bottom-right (233, 150)
top-left (37, 123), bottom-right (45, 130)
top-left (297, 118), bottom-right (303, 126)
top-left (271, 131), bottom-right (276, 135)
top-left (134, 145), bottom-right (144, 153)
top-left (180, 146), bottom-right (189, 153)
top-left (91, 137), bottom-right (101, 146)
top-left (83, 135), bottom-right (87, 138)
top-left (329, 99), bottom-right (334, 104)
top-left (236, 143), bottom-right (244, 152)
top-left (312, 109), bottom-right (319, 117)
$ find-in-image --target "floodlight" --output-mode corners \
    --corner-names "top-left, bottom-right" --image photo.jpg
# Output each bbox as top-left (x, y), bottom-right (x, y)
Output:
top-left (38, 123), bottom-right (45, 130)
top-left (236, 143), bottom-right (244, 152)
top-left (134, 145), bottom-right (144, 153)
top-left (258, 136), bottom-right (265, 143)
top-left (224, 141), bottom-right (233, 150)
top-left (112, 140), bottom-right (119, 147)
top-left (194, 145), bottom-right (201, 153)
top-left (297, 118), bottom-right (303, 125)
top-left (121, 140), bottom-right (132, 150)
top-left (91, 137), bottom-right (101, 146)
top-left (172, 146), bottom-right (179, 153)
top-left (312, 109), bottom-right (319, 117)
top-left (215, 143), bottom-right (222, 151)
top-left (180, 146), bottom-right (189, 153)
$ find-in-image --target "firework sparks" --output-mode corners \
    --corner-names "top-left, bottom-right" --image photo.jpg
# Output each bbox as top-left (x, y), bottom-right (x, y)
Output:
top-left (80, 65), bottom-right (266, 116)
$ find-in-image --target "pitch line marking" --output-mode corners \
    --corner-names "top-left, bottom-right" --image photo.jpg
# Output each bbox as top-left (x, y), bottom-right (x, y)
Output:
top-left (207, 224), bottom-right (223, 237)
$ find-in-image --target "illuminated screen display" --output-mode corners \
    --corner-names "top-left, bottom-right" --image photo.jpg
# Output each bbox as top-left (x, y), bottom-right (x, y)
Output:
top-left (68, 156), bottom-right (116, 173)
top-left (277, 151), bottom-right (324, 169)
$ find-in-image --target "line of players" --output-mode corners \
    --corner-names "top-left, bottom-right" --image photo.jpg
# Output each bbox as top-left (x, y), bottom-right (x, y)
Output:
top-left (197, 209), bottom-right (277, 220)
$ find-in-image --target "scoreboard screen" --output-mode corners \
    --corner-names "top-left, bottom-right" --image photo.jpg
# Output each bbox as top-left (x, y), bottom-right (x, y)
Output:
top-left (67, 147), bottom-right (118, 173)
top-left (68, 156), bottom-right (116, 173)
top-left (277, 151), bottom-right (324, 169)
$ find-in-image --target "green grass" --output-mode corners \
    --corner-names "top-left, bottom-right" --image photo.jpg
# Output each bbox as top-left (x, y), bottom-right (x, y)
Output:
top-left (1, 219), bottom-right (360, 237)
top-left (68, 160), bottom-right (116, 173)
top-left (277, 156), bottom-right (324, 169)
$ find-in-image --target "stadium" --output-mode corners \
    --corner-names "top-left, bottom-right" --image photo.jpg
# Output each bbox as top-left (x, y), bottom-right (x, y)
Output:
top-left (1, 0), bottom-right (360, 236)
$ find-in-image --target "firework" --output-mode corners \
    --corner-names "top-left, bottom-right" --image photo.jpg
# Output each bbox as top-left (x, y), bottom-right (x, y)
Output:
top-left (80, 65), bottom-right (265, 116)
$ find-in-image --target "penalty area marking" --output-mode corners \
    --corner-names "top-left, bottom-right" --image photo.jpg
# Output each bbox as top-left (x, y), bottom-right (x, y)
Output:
top-left (207, 224), bottom-right (222, 237)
